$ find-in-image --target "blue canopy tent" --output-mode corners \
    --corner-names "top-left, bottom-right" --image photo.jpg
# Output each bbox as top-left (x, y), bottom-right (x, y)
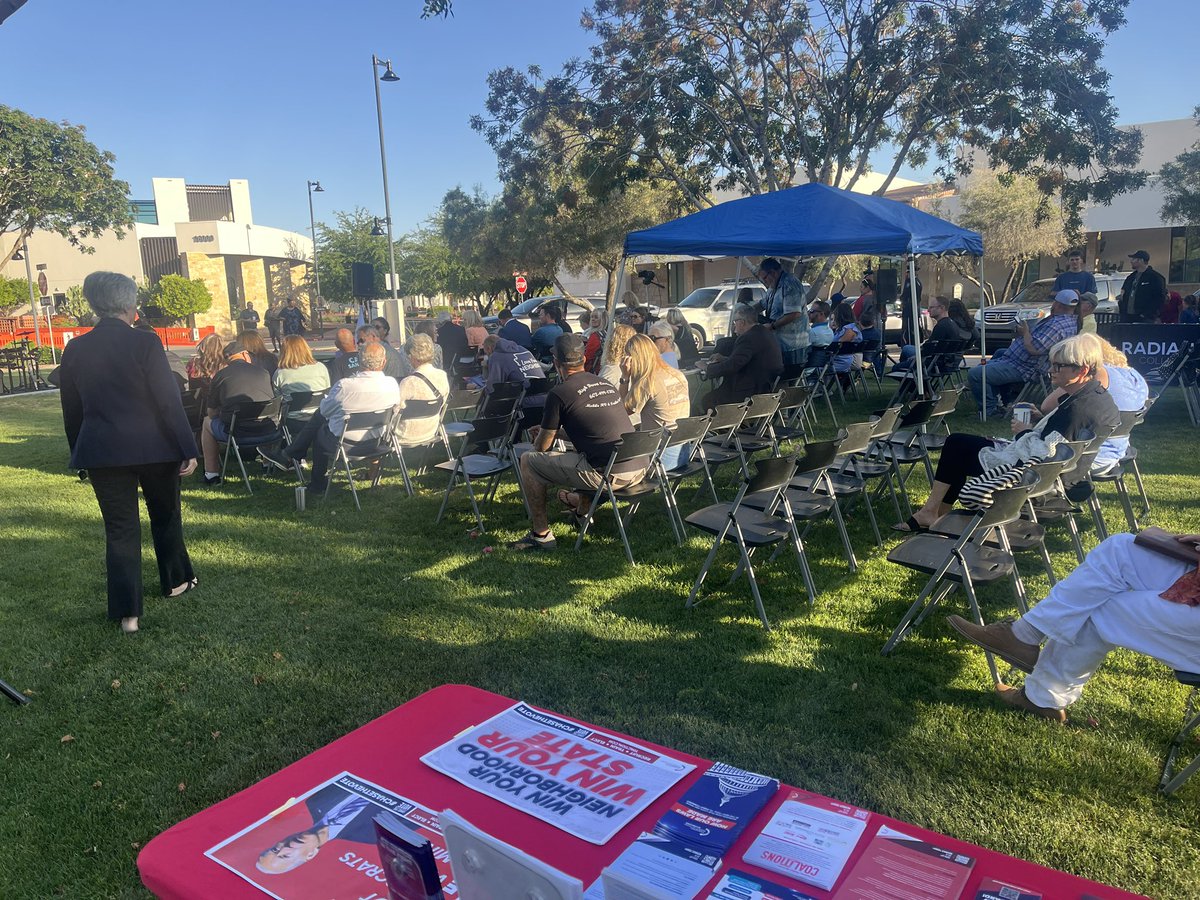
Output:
top-left (617, 182), bottom-right (984, 399)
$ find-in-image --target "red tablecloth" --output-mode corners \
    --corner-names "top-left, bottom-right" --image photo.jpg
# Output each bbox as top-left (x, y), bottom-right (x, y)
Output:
top-left (138, 684), bottom-right (1144, 899)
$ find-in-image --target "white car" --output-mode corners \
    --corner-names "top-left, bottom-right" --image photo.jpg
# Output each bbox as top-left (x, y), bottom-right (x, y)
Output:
top-left (674, 281), bottom-right (774, 345)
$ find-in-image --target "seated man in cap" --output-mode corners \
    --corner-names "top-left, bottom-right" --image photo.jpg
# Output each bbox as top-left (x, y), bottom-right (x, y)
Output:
top-left (200, 341), bottom-right (276, 485)
top-left (510, 334), bottom-right (650, 551)
top-left (968, 289), bottom-right (1079, 417)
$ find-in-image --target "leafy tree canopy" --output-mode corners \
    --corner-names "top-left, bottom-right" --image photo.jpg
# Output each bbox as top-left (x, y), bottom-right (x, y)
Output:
top-left (313, 208), bottom-right (395, 306)
top-left (1160, 106), bottom-right (1200, 224)
top-left (0, 275), bottom-right (29, 316)
top-left (149, 275), bottom-right (212, 323)
top-left (0, 105), bottom-right (133, 276)
top-left (475, 0), bottom-right (1145, 240)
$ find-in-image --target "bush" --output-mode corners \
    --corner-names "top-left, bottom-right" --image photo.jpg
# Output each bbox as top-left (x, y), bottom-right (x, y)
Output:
top-left (0, 275), bottom-right (30, 316)
top-left (149, 275), bottom-right (212, 324)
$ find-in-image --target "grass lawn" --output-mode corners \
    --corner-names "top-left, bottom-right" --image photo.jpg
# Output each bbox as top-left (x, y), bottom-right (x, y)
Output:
top-left (1, 387), bottom-right (1198, 898)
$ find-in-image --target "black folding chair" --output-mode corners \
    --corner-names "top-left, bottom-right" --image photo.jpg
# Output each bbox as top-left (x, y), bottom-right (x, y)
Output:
top-left (1161, 670), bottom-right (1200, 795)
top-left (1086, 410), bottom-right (1143, 539)
top-left (684, 455), bottom-right (808, 630)
top-left (440, 387), bottom-right (485, 441)
top-left (280, 388), bottom-right (328, 444)
top-left (434, 416), bottom-right (514, 531)
top-left (573, 429), bottom-right (664, 565)
top-left (656, 414), bottom-right (714, 544)
top-left (324, 407), bottom-right (398, 511)
top-left (790, 420), bottom-right (884, 548)
top-left (219, 397), bottom-right (285, 494)
top-left (882, 480), bottom-right (1037, 685)
top-left (697, 400), bottom-right (753, 489)
top-left (392, 397), bottom-right (449, 496)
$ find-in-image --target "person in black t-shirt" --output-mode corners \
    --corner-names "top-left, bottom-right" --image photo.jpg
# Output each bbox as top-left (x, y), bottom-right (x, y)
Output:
top-left (326, 328), bottom-right (360, 383)
top-left (199, 342), bottom-right (275, 484)
top-left (510, 334), bottom-right (649, 551)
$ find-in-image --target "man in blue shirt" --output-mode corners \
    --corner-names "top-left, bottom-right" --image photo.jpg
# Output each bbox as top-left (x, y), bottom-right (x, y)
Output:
top-left (969, 289), bottom-right (1079, 417)
top-left (530, 307), bottom-right (564, 360)
top-left (497, 308), bottom-right (533, 349)
top-left (756, 257), bottom-right (810, 367)
top-left (1052, 250), bottom-right (1097, 297)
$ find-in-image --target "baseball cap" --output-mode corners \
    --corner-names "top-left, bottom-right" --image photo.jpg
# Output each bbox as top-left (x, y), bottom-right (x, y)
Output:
top-left (1079, 291), bottom-right (1098, 306)
top-left (553, 333), bottom-right (586, 367)
top-left (1054, 289), bottom-right (1079, 305)
top-left (1128, 250), bottom-right (1150, 262)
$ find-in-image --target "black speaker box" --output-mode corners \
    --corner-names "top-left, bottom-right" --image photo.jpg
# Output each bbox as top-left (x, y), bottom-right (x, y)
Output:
top-left (351, 262), bottom-right (375, 298)
top-left (876, 268), bottom-right (899, 305)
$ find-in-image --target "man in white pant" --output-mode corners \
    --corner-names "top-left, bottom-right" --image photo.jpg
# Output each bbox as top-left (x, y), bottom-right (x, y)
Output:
top-left (947, 532), bottom-right (1200, 722)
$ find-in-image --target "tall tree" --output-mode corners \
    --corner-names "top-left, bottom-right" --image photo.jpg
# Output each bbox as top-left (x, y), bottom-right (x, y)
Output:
top-left (476, 0), bottom-right (1145, 294)
top-left (313, 208), bottom-right (395, 306)
top-left (0, 106), bottom-right (133, 275)
top-left (951, 169), bottom-right (1067, 303)
top-left (1160, 106), bottom-right (1200, 225)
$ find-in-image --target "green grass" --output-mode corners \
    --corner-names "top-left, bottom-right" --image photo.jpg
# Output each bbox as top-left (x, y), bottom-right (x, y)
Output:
top-left (1, 389), bottom-right (1198, 898)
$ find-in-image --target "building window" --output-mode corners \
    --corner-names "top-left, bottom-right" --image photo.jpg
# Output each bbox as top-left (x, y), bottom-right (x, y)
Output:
top-left (129, 200), bottom-right (158, 225)
top-left (1169, 226), bottom-right (1200, 283)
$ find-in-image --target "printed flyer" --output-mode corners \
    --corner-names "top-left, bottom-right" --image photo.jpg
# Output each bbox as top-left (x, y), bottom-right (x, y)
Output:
top-left (420, 701), bottom-right (696, 845)
top-left (742, 790), bottom-right (870, 891)
top-left (205, 771), bottom-right (457, 900)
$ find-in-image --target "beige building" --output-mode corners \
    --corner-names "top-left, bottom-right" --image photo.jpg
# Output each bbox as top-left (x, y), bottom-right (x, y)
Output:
top-left (12, 178), bottom-right (313, 336)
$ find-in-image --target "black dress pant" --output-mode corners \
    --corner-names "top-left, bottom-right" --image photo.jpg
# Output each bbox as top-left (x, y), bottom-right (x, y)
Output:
top-left (89, 462), bottom-right (194, 620)
top-left (932, 433), bottom-right (996, 504)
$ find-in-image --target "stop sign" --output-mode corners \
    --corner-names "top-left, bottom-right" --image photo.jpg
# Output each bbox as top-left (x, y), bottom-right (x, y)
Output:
top-left (515, 275), bottom-right (528, 293)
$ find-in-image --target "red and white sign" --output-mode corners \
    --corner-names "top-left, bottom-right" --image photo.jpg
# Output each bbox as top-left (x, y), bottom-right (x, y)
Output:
top-left (37, 272), bottom-right (48, 296)
top-left (515, 275), bottom-right (528, 294)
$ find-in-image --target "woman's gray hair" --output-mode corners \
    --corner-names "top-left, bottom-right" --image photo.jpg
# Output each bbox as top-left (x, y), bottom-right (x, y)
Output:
top-left (1049, 333), bottom-right (1103, 373)
top-left (83, 272), bottom-right (138, 318)
top-left (407, 333), bottom-right (436, 367)
top-left (666, 307), bottom-right (688, 328)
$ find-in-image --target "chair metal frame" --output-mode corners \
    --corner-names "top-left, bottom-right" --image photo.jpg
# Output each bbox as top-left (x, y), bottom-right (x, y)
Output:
top-left (434, 415), bottom-right (515, 531)
top-left (882, 480), bottom-right (1037, 684)
top-left (684, 455), bottom-right (809, 630)
top-left (655, 414), bottom-right (714, 544)
top-left (1161, 671), bottom-right (1200, 796)
top-left (219, 396), bottom-right (286, 494)
top-left (391, 396), bottom-right (450, 496)
top-left (323, 407), bottom-right (398, 511)
top-left (573, 429), bottom-right (665, 565)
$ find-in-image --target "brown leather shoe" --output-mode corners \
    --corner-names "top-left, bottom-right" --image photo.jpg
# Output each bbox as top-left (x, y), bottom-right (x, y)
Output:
top-left (946, 615), bottom-right (1040, 673)
top-left (995, 683), bottom-right (1067, 724)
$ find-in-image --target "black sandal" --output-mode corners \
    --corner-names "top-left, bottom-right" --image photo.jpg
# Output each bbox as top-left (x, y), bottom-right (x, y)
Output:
top-left (891, 516), bottom-right (928, 534)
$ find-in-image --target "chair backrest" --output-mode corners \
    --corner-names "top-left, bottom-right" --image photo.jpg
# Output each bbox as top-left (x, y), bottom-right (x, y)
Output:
top-left (792, 439), bottom-right (839, 474)
top-left (776, 384), bottom-right (811, 412)
top-left (664, 414), bottom-right (711, 448)
top-left (743, 391), bottom-right (783, 425)
top-left (928, 386), bottom-right (962, 420)
top-left (834, 341), bottom-right (863, 356)
top-left (478, 393), bottom-right (521, 422)
top-left (487, 381), bottom-right (524, 403)
top-left (524, 376), bottom-right (551, 396)
top-left (445, 388), bottom-right (483, 413)
top-left (282, 388), bottom-right (328, 419)
top-left (868, 405), bottom-right (902, 439)
top-left (975, 478), bottom-right (1039, 531)
top-left (897, 397), bottom-right (938, 430)
top-left (1025, 444), bottom-right (1077, 499)
top-left (1053, 439), bottom-right (1090, 478)
top-left (229, 396), bottom-right (284, 437)
top-left (744, 455), bottom-right (799, 495)
top-left (397, 398), bottom-right (443, 421)
top-left (835, 421), bottom-right (877, 457)
top-left (707, 400), bottom-right (750, 434)
top-left (340, 408), bottom-right (396, 455)
top-left (1108, 409), bottom-right (1139, 440)
top-left (610, 429), bottom-right (664, 466)
top-left (454, 414), bottom-right (511, 451)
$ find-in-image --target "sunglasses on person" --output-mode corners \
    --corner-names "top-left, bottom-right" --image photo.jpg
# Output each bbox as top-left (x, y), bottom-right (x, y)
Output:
top-left (1050, 362), bottom-right (1082, 372)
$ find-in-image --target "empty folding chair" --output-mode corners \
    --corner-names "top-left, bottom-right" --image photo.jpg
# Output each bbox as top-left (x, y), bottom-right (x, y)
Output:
top-left (697, 400), bottom-right (753, 492)
top-left (851, 338), bottom-right (884, 396)
top-left (684, 455), bottom-right (809, 630)
top-left (887, 385), bottom-right (962, 452)
top-left (1160, 670), bottom-right (1200, 795)
top-left (731, 391), bottom-right (784, 463)
top-left (790, 420), bottom-right (884, 548)
top-left (800, 346), bottom-right (839, 428)
top-left (771, 384), bottom-right (813, 445)
top-left (882, 480), bottom-right (1037, 685)
top-left (434, 416), bottom-right (514, 531)
top-left (440, 387), bottom-right (485, 441)
top-left (320, 407), bottom-right (398, 510)
top-left (573, 429), bottom-right (665, 565)
top-left (219, 397), bottom-right (285, 494)
top-left (743, 437), bottom-right (860, 574)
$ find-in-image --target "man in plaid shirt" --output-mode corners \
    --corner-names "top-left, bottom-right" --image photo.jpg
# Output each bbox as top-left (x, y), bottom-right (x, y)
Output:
top-left (969, 289), bottom-right (1080, 417)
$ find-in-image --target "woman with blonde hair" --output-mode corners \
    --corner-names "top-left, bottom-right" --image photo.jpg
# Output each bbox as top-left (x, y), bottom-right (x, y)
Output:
top-left (1038, 333), bottom-right (1147, 473)
top-left (273, 334), bottom-right (330, 400)
top-left (665, 307), bottom-right (700, 367)
top-left (620, 333), bottom-right (691, 469)
top-left (584, 309), bottom-right (608, 372)
top-left (462, 307), bottom-right (488, 350)
top-left (599, 323), bottom-right (636, 387)
top-left (186, 333), bottom-right (224, 400)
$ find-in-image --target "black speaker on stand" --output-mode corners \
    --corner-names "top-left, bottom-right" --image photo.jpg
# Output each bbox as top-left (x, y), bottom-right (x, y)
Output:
top-left (351, 262), bottom-right (376, 322)
top-left (876, 268), bottom-right (899, 306)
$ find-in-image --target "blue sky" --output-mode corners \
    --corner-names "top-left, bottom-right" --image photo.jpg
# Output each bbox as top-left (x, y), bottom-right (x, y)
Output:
top-left (3, 0), bottom-right (1197, 238)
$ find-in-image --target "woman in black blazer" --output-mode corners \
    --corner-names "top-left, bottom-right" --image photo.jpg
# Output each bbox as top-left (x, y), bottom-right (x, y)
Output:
top-left (59, 272), bottom-right (200, 634)
top-left (896, 333), bottom-right (1119, 533)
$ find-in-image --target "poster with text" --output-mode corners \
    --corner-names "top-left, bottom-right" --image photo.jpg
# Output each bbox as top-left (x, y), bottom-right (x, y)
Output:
top-left (205, 771), bottom-right (457, 900)
top-left (420, 702), bottom-right (695, 844)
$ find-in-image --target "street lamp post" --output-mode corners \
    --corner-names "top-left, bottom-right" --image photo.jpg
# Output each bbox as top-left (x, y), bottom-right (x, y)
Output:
top-left (20, 239), bottom-right (43, 365)
top-left (371, 53), bottom-right (403, 339)
top-left (306, 180), bottom-right (324, 313)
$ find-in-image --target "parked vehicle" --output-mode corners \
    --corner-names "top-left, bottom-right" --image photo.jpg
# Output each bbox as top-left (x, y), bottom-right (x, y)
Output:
top-left (674, 280), bottom-right (775, 345)
top-left (483, 294), bottom-right (605, 334)
top-left (973, 274), bottom-right (1122, 346)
